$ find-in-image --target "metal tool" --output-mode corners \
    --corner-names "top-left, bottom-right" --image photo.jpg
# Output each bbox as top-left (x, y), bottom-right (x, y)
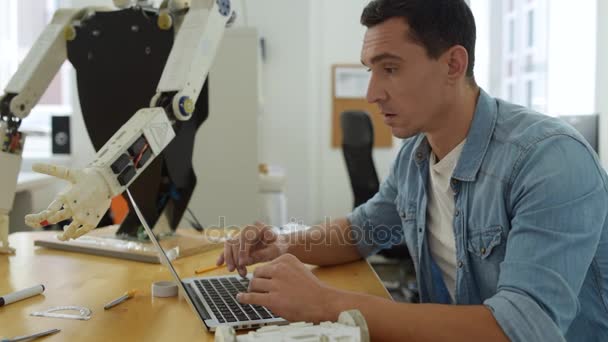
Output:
top-left (1, 328), bottom-right (60, 342)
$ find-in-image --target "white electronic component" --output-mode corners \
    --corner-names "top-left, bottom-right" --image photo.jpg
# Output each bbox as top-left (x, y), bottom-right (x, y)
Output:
top-left (214, 310), bottom-right (370, 342)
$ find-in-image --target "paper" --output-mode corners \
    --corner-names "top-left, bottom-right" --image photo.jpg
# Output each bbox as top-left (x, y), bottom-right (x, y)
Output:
top-left (334, 67), bottom-right (371, 99)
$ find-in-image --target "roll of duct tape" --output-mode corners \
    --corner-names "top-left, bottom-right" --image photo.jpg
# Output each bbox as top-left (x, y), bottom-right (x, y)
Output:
top-left (152, 281), bottom-right (178, 298)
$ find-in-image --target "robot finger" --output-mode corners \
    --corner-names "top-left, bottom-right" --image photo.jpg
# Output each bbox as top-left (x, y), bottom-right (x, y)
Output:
top-left (46, 209), bottom-right (73, 225)
top-left (57, 220), bottom-right (81, 241)
top-left (24, 210), bottom-right (53, 228)
top-left (72, 224), bottom-right (95, 239)
top-left (24, 198), bottom-right (66, 228)
top-left (32, 163), bottom-right (76, 183)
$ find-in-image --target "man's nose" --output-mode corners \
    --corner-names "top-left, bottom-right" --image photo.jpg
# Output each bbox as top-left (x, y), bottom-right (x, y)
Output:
top-left (366, 73), bottom-right (387, 104)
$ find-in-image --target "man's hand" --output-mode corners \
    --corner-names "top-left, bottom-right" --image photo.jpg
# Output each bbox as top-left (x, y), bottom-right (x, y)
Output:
top-left (236, 253), bottom-right (338, 323)
top-left (216, 222), bottom-right (289, 277)
top-left (24, 163), bottom-right (112, 241)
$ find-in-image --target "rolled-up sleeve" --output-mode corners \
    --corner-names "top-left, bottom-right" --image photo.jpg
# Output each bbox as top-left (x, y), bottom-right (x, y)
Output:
top-left (347, 146), bottom-right (407, 258)
top-left (484, 135), bottom-right (608, 341)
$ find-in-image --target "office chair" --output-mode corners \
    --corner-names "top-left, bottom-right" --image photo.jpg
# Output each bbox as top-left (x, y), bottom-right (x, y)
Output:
top-left (340, 111), bottom-right (381, 209)
top-left (340, 111), bottom-right (417, 302)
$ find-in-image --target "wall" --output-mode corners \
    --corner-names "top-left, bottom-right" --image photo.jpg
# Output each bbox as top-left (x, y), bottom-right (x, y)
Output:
top-left (236, 0), bottom-right (315, 223)
top-left (308, 0), bottom-right (402, 223)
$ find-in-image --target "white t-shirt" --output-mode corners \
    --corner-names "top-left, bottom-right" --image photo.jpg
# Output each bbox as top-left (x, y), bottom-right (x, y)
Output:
top-left (426, 140), bottom-right (466, 302)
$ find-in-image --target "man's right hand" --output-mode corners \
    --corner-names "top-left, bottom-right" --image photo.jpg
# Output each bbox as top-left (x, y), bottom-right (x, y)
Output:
top-left (216, 222), bottom-right (289, 277)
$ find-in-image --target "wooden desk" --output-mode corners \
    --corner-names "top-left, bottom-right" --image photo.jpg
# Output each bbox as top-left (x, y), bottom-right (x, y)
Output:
top-left (0, 232), bottom-right (390, 341)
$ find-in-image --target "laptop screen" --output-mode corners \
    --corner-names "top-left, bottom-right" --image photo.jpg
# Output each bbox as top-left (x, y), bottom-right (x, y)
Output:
top-left (125, 189), bottom-right (209, 329)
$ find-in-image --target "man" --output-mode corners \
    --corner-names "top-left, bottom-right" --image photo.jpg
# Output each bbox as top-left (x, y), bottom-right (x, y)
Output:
top-left (217, 0), bottom-right (608, 340)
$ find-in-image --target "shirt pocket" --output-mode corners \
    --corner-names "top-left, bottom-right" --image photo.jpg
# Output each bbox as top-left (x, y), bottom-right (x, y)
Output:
top-left (467, 225), bottom-right (504, 260)
top-left (395, 196), bottom-right (418, 261)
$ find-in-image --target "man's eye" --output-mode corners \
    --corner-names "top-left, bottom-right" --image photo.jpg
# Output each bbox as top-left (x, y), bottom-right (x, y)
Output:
top-left (385, 67), bottom-right (396, 74)
top-left (366, 68), bottom-right (372, 72)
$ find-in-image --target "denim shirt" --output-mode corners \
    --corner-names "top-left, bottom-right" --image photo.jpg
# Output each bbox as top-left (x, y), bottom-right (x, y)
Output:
top-left (348, 89), bottom-right (608, 341)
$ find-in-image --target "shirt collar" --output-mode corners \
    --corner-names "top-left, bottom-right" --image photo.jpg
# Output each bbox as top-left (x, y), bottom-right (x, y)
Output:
top-left (412, 88), bottom-right (497, 182)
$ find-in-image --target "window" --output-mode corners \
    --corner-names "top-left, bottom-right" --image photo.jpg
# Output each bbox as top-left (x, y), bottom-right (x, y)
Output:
top-left (501, 0), bottom-right (547, 112)
top-left (527, 10), bottom-right (534, 47)
top-left (0, 0), bottom-right (73, 159)
top-left (471, 0), bottom-right (597, 117)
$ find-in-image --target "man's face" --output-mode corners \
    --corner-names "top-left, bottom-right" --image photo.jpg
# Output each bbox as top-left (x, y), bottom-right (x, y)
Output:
top-left (361, 17), bottom-right (449, 139)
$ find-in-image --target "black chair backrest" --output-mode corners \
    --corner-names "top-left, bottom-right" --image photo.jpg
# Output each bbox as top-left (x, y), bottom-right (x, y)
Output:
top-left (340, 111), bottom-right (381, 209)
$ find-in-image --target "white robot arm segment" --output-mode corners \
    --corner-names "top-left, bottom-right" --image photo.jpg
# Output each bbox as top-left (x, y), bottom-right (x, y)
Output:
top-left (153, 0), bottom-right (233, 120)
top-left (4, 9), bottom-right (87, 119)
top-left (25, 108), bottom-right (174, 240)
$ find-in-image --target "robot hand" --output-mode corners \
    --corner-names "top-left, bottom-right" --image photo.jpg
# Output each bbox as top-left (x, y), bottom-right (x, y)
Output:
top-left (25, 163), bottom-right (112, 241)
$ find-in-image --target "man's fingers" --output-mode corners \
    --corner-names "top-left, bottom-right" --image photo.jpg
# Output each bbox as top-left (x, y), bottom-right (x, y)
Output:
top-left (248, 278), bottom-right (273, 293)
top-left (239, 225), bottom-right (261, 267)
top-left (32, 163), bottom-right (76, 183)
top-left (224, 239), bottom-right (236, 271)
top-left (252, 264), bottom-right (276, 279)
top-left (233, 243), bottom-right (247, 277)
top-left (236, 292), bottom-right (271, 307)
top-left (250, 248), bottom-right (275, 264)
top-left (216, 252), bottom-right (225, 266)
top-left (237, 265), bottom-right (248, 278)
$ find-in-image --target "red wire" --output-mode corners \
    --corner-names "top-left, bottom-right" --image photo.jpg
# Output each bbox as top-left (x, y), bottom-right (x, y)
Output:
top-left (133, 143), bottom-right (149, 168)
top-left (9, 134), bottom-right (20, 152)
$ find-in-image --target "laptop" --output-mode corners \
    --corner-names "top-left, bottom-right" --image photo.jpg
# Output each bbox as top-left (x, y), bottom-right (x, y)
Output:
top-left (126, 190), bottom-right (288, 332)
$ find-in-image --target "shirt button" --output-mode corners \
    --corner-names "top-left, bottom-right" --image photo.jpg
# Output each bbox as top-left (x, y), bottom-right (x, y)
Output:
top-left (457, 261), bottom-right (464, 268)
top-left (418, 227), bottom-right (423, 233)
top-left (400, 212), bottom-right (406, 219)
top-left (481, 247), bottom-right (487, 255)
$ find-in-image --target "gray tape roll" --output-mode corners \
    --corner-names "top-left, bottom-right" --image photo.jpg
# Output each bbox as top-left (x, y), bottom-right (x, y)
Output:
top-left (152, 281), bottom-right (178, 298)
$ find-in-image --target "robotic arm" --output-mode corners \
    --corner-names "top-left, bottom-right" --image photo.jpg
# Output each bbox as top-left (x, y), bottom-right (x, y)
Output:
top-left (0, 0), bottom-right (234, 244)
top-left (0, 8), bottom-right (91, 252)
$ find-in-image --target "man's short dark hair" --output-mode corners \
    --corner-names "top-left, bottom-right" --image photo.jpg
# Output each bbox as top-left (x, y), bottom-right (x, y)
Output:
top-left (361, 0), bottom-right (477, 82)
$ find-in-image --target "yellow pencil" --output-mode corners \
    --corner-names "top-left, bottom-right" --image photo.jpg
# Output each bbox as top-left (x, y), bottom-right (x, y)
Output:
top-left (194, 264), bottom-right (226, 274)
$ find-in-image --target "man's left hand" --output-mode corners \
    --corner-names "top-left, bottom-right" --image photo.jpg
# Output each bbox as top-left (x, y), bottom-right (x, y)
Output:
top-left (236, 253), bottom-right (338, 323)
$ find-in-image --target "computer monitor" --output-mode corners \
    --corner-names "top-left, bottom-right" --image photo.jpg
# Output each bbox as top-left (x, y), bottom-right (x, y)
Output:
top-left (559, 114), bottom-right (599, 153)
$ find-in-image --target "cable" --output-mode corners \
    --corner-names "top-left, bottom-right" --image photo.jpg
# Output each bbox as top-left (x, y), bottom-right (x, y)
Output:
top-left (133, 143), bottom-right (149, 168)
top-left (186, 207), bottom-right (204, 231)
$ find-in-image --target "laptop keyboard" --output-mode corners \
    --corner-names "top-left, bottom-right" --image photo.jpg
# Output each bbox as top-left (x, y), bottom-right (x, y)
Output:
top-left (194, 277), bottom-right (280, 323)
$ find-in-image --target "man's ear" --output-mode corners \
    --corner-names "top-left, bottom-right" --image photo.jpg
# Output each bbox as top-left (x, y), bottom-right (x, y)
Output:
top-left (443, 45), bottom-right (469, 84)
